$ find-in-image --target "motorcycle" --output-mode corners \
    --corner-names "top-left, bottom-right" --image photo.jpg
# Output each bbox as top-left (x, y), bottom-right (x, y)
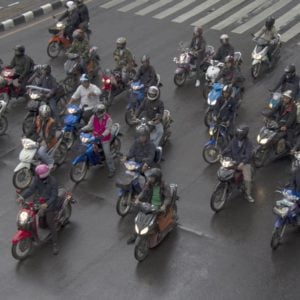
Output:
top-left (47, 21), bottom-right (71, 58)
top-left (115, 148), bottom-right (163, 217)
top-left (202, 121), bottom-right (231, 164)
top-left (210, 157), bottom-right (245, 212)
top-left (271, 189), bottom-right (300, 250)
top-left (251, 33), bottom-right (281, 79)
top-left (173, 43), bottom-right (215, 87)
top-left (13, 135), bottom-right (68, 190)
top-left (134, 183), bottom-right (178, 262)
top-left (70, 124), bottom-right (122, 183)
top-left (63, 53), bottom-right (82, 94)
top-left (0, 99), bottom-right (8, 135)
top-left (11, 189), bottom-right (74, 260)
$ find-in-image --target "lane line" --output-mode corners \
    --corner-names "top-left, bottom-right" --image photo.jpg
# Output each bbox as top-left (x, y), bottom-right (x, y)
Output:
top-left (192, 0), bottom-right (247, 27)
top-left (100, 0), bottom-right (126, 9)
top-left (281, 22), bottom-right (300, 43)
top-left (212, 0), bottom-right (266, 30)
top-left (118, 0), bottom-right (150, 13)
top-left (178, 224), bottom-right (215, 240)
top-left (273, 3), bottom-right (300, 29)
top-left (153, 0), bottom-right (196, 20)
top-left (8, 2), bottom-right (19, 7)
top-left (172, 0), bottom-right (221, 24)
top-left (232, 0), bottom-right (294, 34)
top-left (135, 0), bottom-right (174, 16)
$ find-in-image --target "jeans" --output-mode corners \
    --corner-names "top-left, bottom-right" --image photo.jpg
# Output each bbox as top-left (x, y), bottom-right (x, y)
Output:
top-left (150, 122), bottom-right (164, 147)
top-left (102, 141), bottom-right (115, 172)
top-left (37, 145), bottom-right (54, 166)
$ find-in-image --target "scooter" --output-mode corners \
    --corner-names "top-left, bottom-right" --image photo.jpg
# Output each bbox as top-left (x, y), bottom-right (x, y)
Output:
top-left (11, 189), bottom-right (74, 260)
top-left (0, 99), bottom-right (8, 135)
top-left (70, 124), bottom-right (122, 183)
top-left (63, 53), bottom-right (81, 94)
top-left (134, 183), bottom-right (178, 262)
top-left (13, 135), bottom-right (68, 190)
top-left (115, 148), bottom-right (163, 217)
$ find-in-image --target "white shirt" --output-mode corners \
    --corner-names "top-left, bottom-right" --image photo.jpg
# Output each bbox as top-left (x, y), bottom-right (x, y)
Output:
top-left (72, 83), bottom-right (102, 109)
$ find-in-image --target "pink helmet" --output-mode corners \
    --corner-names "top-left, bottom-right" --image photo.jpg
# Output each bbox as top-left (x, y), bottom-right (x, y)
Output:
top-left (35, 164), bottom-right (50, 179)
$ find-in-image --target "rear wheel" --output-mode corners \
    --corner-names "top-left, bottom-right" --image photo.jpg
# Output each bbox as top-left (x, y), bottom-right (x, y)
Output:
top-left (12, 238), bottom-right (33, 260)
top-left (0, 115), bottom-right (8, 135)
top-left (173, 73), bottom-right (186, 87)
top-left (202, 144), bottom-right (221, 164)
top-left (13, 168), bottom-right (33, 190)
top-left (210, 182), bottom-right (228, 212)
top-left (134, 237), bottom-right (149, 262)
top-left (116, 192), bottom-right (132, 217)
top-left (124, 109), bottom-right (136, 126)
top-left (271, 225), bottom-right (286, 250)
top-left (54, 143), bottom-right (68, 165)
top-left (64, 76), bottom-right (78, 94)
top-left (47, 41), bottom-right (61, 58)
top-left (251, 63), bottom-right (261, 79)
top-left (70, 161), bottom-right (88, 183)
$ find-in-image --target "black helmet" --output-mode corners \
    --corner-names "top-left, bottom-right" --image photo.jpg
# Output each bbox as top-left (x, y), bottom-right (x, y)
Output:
top-left (14, 45), bottom-right (25, 56)
top-left (141, 54), bottom-right (150, 64)
top-left (235, 124), bottom-right (249, 140)
top-left (265, 16), bottom-right (275, 30)
top-left (145, 168), bottom-right (162, 184)
top-left (284, 64), bottom-right (296, 79)
top-left (41, 64), bottom-right (51, 75)
top-left (94, 103), bottom-right (106, 118)
top-left (136, 124), bottom-right (150, 140)
top-left (222, 84), bottom-right (232, 96)
top-left (147, 86), bottom-right (160, 101)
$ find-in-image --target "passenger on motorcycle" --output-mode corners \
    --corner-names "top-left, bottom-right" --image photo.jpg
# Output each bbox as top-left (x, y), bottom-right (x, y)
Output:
top-left (69, 74), bottom-right (101, 122)
top-left (273, 64), bottom-right (300, 99)
top-left (81, 104), bottom-right (116, 177)
top-left (18, 164), bottom-right (60, 255)
top-left (255, 17), bottom-right (278, 67)
top-left (27, 105), bottom-right (57, 169)
top-left (127, 168), bottom-right (171, 244)
top-left (136, 86), bottom-right (164, 147)
top-left (190, 26), bottom-right (206, 87)
top-left (222, 125), bottom-right (255, 202)
top-left (125, 125), bottom-right (156, 171)
top-left (136, 55), bottom-right (157, 88)
top-left (214, 34), bottom-right (234, 62)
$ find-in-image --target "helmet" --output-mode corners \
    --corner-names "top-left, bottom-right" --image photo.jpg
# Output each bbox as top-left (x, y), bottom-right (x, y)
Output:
top-left (14, 45), bottom-right (25, 56)
top-left (145, 168), bottom-right (162, 184)
top-left (265, 16), bottom-right (275, 30)
top-left (94, 103), bottom-right (106, 118)
top-left (72, 29), bottom-right (84, 40)
top-left (282, 90), bottom-right (293, 100)
top-left (235, 124), bottom-right (249, 141)
top-left (147, 86), bottom-right (160, 101)
top-left (35, 164), bottom-right (50, 179)
top-left (39, 104), bottom-right (51, 119)
top-left (41, 64), bottom-right (51, 75)
top-left (75, 0), bottom-right (84, 4)
top-left (220, 34), bottom-right (229, 44)
top-left (136, 124), bottom-right (150, 140)
top-left (141, 54), bottom-right (150, 64)
top-left (66, 1), bottom-right (76, 11)
top-left (116, 37), bottom-right (127, 49)
top-left (193, 26), bottom-right (203, 36)
top-left (224, 55), bottom-right (234, 64)
top-left (284, 64), bottom-right (296, 79)
top-left (222, 85), bottom-right (232, 96)
top-left (80, 73), bottom-right (89, 83)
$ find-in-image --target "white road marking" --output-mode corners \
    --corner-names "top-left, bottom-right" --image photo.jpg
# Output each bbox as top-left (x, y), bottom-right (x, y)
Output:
top-left (273, 3), bottom-right (300, 29)
top-left (8, 2), bottom-right (19, 7)
top-left (172, 0), bottom-right (221, 24)
top-left (232, 0), bottom-right (294, 34)
top-left (280, 22), bottom-right (300, 43)
top-left (192, 0), bottom-right (247, 27)
top-left (153, 0), bottom-right (196, 20)
top-left (212, 0), bottom-right (266, 30)
top-left (100, 0), bottom-right (126, 9)
top-left (118, 0), bottom-right (150, 13)
top-left (178, 224), bottom-right (215, 239)
top-left (135, 0), bottom-right (174, 16)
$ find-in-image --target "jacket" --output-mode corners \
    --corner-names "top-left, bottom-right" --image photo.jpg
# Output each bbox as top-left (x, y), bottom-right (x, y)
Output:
top-left (127, 140), bottom-right (156, 166)
top-left (68, 39), bottom-right (90, 61)
top-left (190, 35), bottom-right (206, 58)
top-left (113, 48), bottom-right (133, 69)
top-left (215, 44), bottom-right (235, 62)
top-left (216, 66), bottom-right (244, 86)
top-left (213, 96), bottom-right (236, 123)
top-left (137, 98), bottom-right (164, 121)
top-left (59, 10), bottom-right (81, 28)
top-left (21, 176), bottom-right (59, 210)
top-left (78, 4), bottom-right (89, 23)
top-left (277, 102), bottom-right (297, 129)
top-left (136, 65), bottom-right (157, 86)
top-left (8, 55), bottom-right (32, 79)
top-left (37, 75), bottom-right (58, 99)
top-left (273, 74), bottom-right (300, 98)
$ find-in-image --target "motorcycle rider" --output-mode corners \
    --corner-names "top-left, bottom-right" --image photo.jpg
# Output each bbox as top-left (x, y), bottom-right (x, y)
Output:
top-left (75, 0), bottom-right (89, 29)
top-left (214, 34), bottom-right (235, 62)
top-left (18, 164), bottom-right (60, 255)
top-left (136, 86), bottom-right (164, 147)
top-left (273, 64), bottom-right (300, 99)
top-left (135, 55), bottom-right (157, 88)
top-left (69, 73), bottom-right (101, 122)
top-left (222, 125), bottom-right (255, 202)
top-left (190, 26), bottom-right (206, 88)
top-left (255, 16), bottom-right (278, 68)
top-left (81, 104), bottom-right (116, 178)
top-left (127, 168), bottom-right (171, 244)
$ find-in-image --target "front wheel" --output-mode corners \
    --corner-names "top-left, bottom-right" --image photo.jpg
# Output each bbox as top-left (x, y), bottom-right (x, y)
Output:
top-left (0, 115), bottom-right (8, 135)
top-left (210, 182), bottom-right (229, 212)
top-left (13, 168), bottom-right (33, 190)
top-left (47, 41), bottom-right (61, 58)
top-left (124, 109), bottom-right (137, 126)
top-left (54, 142), bottom-right (68, 165)
top-left (70, 161), bottom-right (88, 183)
top-left (22, 114), bottom-right (36, 135)
top-left (116, 192), bottom-right (132, 217)
top-left (63, 131), bottom-right (76, 150)
top-left (134, 237), bottom-right (149, 262)
top-left (204, 109), bottom-right (213, 127)
top-left (251, 63), bottom-right (262, 79)
top-left (202, 144), bottom-right (221, 164)
top-left (270, 225), bottom-right (286, 250)
top-left (11, 238), bottom-right (33, 260)
top-left (102, 91), bottom-right (113, 107)
top-left (173, 72), bottom-right (187, 87)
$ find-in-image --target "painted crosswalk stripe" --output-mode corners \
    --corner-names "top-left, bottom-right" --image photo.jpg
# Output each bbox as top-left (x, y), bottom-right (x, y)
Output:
top-left (232, 0), bottom-right (294, 34)
top-left (153, 0), bottom-right (196, 20)
top-left (281, 22), bottom-right (300, 43)
top-left (135, 0), bottom-right (174, 16)
top-left (118, 0), bottom-right (150, 13)
top-left (172, 0), bottom-right (221, 23)
top-left (212, 0), bottom-right (266, 30)
top-left (192, 0), bottom-right (247, 27)
top-left (274, 3), bottom-right (300, 29)
top-left (101, 0), bottom-right (126, 9)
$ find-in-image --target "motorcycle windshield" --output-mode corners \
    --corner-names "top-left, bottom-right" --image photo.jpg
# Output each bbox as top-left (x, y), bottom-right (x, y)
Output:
top-left (136, 211), bottom-right (156, 232)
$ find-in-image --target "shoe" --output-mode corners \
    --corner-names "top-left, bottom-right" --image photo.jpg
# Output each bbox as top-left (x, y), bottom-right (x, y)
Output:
top-left (127, 235), bottom-right (137, 245)
top-left (246, 195), bottom-right (255, 203)
top-left (52, 243), bottom-right (59, 255)
top-left (195, 80), bottom-right (200, 87)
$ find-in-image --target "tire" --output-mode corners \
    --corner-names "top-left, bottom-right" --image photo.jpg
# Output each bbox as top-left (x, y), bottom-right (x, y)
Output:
top-left (253, 147), bottom-right (268, 168)
top-left (0, 115), bottom-right (8, 135)
top-left (210, 182), bottom-right (228, 212)
top-left (12, 238), bottom-right (33, 260)
top-left (63, 131), bottom-right (76, 150)
top-left (54, 142), bottom-right (68, 166)
top-left (70, 161), bottom-right (88, 183)
top-left (271, 225), bottom-right (285, 250)
top-left (111, 137), bottom-right (121, 158)
top-left (64, 76), bottom-right (77, 94)
top-left (202, 84), bottom-right (211, 99)
top-left (57, 96), bottom-right (67, 116)
top-left (204, 110), bottom-right (213, 128)
top-left (62, 202), bottom-right (72, 225)
top-left (22, 115), bottom-right (36, 135)
top-left (13, 168), bottom-right (33, 190)
top-left (124, 109), bottom-right (136, 126)
top-left (102, 91), bottom-right (113, 107)
top-left (116, 192), bottom-right (132, 217)
top-left (251, 63), bottom-right (261, 79)
top-left (173, 73), bottom-right (187, 87)
top-left (202, 144), bottom-right (221, 164)
top-left (47, 41), bottom-right (61, 59)
top-left (134, 237), bottom-right (149, 262)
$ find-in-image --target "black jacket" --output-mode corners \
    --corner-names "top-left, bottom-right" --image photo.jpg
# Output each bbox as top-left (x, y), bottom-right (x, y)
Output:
top-left (127, 140), bottom-right (156, 166)
top-left (59, 10), bottom-right (81, 28)
top-left (137, 98), bottom-right (164, 121)
top-left (213, 96), bottom-right (236, 123)
top-left (215, 44), bottom-right (235, 62)
top-left (190, 36), bottom-right (206, 58)
top-left (37, 75), bottom-right (58, 98)
top-left (78, 4), bottom-right (89, 23)
top-left (136, 65), bottom-right (157, 86)
top-left (273, 74), bottom-right (300, 98)
top-left (276, 102), bottom-right (297, 129)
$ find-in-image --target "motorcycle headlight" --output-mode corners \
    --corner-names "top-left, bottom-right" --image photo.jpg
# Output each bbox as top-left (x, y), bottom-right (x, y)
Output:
top-left (135, 224), bottom-right (139, 234)
top-left (221, 159), bottom-right (234, 168)
top-left (257, 135), bottom-right (268, 144)
top-left (67, 107), bottom-right (77, 114)
top-left (30, 92), bottom-right (40, 100)
top-left (252, 53), bottom-right (262, 60)
top-left (209, 127), bottom-right (215, 136)
top-left (56, 22), bottom-right (64, 29)
top-left (140, 227), bottom-right (149, 235)
top-left (81, 137), bottom-right (89, 144)
top-left (105, 79), bottom-right (111, 84)
top-left (208, 98), bottom-right (217, 106)
top-left (17, 211), bottom-right (29, 225)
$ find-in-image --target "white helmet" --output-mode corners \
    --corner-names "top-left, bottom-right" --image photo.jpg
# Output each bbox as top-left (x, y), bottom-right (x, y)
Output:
top-left (66, 1), bottom-right (76, 11)
top-left (220, 34), bottom-right (229, 43)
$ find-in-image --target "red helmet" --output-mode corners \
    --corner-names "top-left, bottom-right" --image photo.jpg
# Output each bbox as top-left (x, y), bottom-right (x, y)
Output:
top-left (35, 164), bottom-right (50, 179)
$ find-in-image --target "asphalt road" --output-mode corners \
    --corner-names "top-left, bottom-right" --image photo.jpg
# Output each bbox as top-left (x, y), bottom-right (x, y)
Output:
top-left (0, 0), bottom-right (300, 299)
